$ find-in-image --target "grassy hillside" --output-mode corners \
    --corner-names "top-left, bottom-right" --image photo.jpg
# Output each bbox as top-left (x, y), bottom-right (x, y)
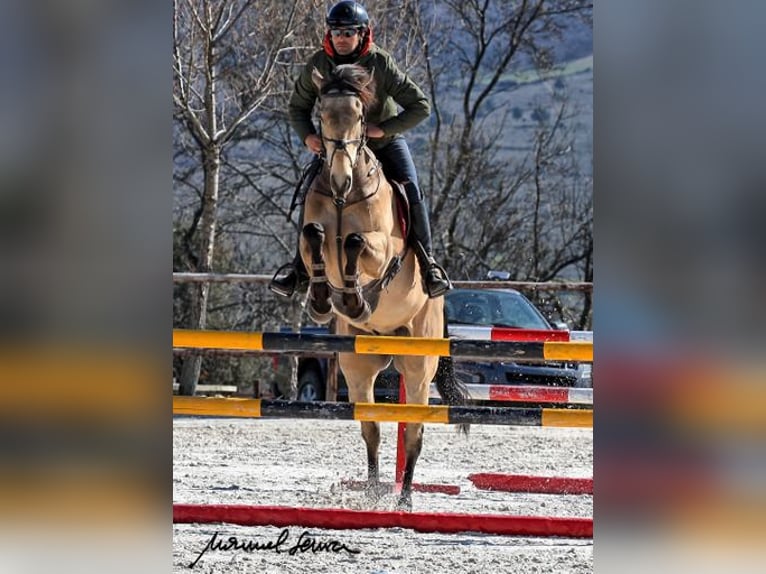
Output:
top-left (409, 52), bottom-right (593, 177)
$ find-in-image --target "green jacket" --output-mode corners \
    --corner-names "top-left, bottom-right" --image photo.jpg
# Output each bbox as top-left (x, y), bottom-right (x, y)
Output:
top-left (288, 44), bottom-right (430, 151)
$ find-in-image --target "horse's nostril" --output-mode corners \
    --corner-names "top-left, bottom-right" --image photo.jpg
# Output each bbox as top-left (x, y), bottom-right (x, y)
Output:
top-left (331, 175), bottom-right (353, 196)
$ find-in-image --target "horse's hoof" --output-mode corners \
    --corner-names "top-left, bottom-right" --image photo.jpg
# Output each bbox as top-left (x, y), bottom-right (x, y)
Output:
top-left (396, 493), bottom-right (412, 512)
top-left (308, 303), bottom-right (333, 324)
top-left (346, 301), bottom-right (372, 323)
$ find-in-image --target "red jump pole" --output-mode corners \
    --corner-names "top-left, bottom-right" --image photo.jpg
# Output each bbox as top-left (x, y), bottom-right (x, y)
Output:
top-left (395, 374), bottom-right (406, 489)
top-left (173, 503), bottom-right (593, 538)
top-left (469, 473), bottom-right (593, 495)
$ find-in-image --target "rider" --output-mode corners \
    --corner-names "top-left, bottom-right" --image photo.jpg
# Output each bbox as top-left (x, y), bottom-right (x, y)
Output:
top-left (269, 0), bottom-right (451, 299)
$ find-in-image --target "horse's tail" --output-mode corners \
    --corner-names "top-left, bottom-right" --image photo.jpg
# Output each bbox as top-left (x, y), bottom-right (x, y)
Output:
top-left (434, 309), bottom-right (470, 435)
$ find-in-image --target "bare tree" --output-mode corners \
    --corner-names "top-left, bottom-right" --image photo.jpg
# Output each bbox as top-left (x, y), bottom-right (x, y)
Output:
top-left (407, 0), bottom-right (592, 325)
top-left (172, 0), bottom-right (301, 395)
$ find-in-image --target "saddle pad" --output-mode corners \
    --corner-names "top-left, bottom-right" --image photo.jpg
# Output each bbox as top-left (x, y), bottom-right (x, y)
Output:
top-left (391, 180), bottom-right (410, 240)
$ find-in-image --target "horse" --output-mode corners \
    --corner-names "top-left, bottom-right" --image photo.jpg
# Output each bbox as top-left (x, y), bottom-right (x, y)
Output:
top-left (299, 64), bottom-right (468, 511)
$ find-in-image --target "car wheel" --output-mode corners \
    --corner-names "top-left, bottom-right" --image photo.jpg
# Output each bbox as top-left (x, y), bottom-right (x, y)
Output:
top-left (297, 369), bottom-right (325, 402)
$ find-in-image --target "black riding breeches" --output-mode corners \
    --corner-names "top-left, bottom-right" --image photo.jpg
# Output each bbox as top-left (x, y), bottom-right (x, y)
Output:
top-left (373, 136), bottom-right (424, 206)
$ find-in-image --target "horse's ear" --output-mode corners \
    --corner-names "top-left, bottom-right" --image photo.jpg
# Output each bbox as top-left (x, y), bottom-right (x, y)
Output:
top-left (311, 67), bottom-right (324, 91)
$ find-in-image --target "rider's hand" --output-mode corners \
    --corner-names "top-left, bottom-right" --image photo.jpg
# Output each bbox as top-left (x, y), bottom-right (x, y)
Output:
top-left (304, 134), bottom-right (322, 154)
top-left (366, 124), bottom-right (385, 138)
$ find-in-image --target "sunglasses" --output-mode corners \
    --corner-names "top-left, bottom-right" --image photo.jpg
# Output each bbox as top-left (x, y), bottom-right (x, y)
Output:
top-left (330, 28), bottom-right (360, 38)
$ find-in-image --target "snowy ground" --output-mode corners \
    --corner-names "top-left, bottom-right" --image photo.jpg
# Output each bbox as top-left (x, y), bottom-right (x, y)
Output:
top-left (173, 417), bottom-right (593, 573)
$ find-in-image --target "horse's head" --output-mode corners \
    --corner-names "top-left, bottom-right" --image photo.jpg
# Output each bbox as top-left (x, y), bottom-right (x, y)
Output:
top-left (312, 64), bottom-right (376, 202)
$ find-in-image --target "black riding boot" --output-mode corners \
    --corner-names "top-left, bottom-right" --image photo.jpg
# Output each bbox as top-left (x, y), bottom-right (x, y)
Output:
top-left (409, 200), bottom-right (452, 298)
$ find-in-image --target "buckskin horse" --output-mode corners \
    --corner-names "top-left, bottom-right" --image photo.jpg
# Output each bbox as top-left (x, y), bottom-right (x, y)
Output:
top-left (299, 64), bottom-right (467, 511)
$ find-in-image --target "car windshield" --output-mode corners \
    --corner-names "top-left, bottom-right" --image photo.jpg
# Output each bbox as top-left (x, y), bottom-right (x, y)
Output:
top-left (445, 289), bottom-right (551, 330)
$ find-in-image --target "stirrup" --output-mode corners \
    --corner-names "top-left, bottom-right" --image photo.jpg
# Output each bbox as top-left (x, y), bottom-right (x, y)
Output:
top-left (269, 262), bottom-right (299, 298)
top-left (424, 262), bottom-right (452, 298)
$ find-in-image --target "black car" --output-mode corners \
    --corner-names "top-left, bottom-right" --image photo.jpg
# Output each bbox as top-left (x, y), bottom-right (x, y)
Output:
top-left (445, 288), bottom-right (585, 388)
top-left (271, 288), bottom-right (589, 402)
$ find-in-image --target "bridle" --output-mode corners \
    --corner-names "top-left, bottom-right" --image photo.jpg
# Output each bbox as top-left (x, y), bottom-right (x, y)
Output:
top-left (318, 88), bottom-right (369, 202)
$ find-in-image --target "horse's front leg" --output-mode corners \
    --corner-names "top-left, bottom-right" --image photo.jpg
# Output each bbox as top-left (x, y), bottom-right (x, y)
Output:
top-left (341, 233), bottom-right (372, 321)
top-left (302, 223), bottom-right (333, 324)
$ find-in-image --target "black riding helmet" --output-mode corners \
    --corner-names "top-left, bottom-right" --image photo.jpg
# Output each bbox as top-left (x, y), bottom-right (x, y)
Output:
top-left (326, 1), bottom-right (369, 28)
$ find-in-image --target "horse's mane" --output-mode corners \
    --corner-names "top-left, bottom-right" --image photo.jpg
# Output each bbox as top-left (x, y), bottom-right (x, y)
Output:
top-left (320, 64), bottom-right (377, 110)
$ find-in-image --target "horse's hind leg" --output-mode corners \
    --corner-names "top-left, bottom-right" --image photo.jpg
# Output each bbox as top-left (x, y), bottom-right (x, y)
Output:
top-left (341, 233), bottom-right (371, 321)
top-left (361, 421), bottom-right (381, 492)
top-left (393, 355), bottom-right (439, 511)
top-left (338, 351), bottom-right (390, 501)
top-left (302, 223), bottom-right (332, 323)
top-left (397, 422), bottom-right (424, 511)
